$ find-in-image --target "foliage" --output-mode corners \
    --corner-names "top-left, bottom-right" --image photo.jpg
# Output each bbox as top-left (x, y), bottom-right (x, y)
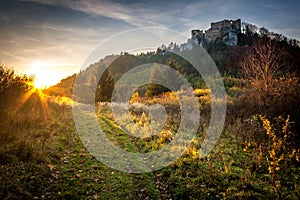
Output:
top-left (0, 66), bottom-right (34, 117)
top-left (145, 63), bottom-right (172, 97)
top-left (240, 38), bottom-right (289, 84)
top-left (0, 66), bottom-right (33, 93)
top-left (95, 69), bottom-right (115, 102)
top-left (1, 22), bottom-right (300, 198)
top-left (1, 81), bottom-right (299, 199)
top-left (203, 39), bottom-right (227, 73)
top-left (44, 74), bottom-right (76, 97)
top-left (236, 37), bottom-right (300, 146)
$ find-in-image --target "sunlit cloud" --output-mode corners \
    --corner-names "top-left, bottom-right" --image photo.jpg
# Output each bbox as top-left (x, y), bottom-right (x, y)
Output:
top-left (1, 51), bottom-right (29, 62)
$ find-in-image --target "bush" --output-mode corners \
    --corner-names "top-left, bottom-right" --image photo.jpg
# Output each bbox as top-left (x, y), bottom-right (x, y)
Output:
top-left (227, 86), bottom-right (243, 98)
top-left (0, 66), bottom-right (34, 117)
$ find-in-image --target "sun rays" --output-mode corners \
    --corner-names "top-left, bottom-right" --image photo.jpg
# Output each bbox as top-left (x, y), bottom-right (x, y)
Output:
top-left (8, 80), bottom-right (73, 122)
top-left (8, 87), bottom-right (51, 120)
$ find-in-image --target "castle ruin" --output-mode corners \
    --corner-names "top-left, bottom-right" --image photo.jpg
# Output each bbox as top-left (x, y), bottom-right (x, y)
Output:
top-left (180, 19), bottom-right (241, 50)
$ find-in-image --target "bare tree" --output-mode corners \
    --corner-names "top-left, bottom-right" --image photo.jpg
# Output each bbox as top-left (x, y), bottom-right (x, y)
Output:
top-left (241, 38), bottom-right (287, 88)
top-left (239, 37), bottom-right (296, 115)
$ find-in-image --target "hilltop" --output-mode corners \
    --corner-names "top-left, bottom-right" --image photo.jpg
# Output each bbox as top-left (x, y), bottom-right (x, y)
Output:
top-left (46, 19), bottom-right (300, 99)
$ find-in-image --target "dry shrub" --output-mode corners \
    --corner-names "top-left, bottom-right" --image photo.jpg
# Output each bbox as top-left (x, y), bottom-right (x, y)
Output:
top-left (235, 37), bottom-right (300, 146)
top-left (241, 77), bottom-right (299, 117)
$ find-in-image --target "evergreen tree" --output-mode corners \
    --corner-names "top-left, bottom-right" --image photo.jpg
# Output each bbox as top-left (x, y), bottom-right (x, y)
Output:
top-left (95, 69), bottom-right (115, 102)
top-left (145, 63), bottom-right (169, 97)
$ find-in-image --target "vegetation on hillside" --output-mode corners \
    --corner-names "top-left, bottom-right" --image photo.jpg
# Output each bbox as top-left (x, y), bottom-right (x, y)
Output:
top-left (1, 24), bottom-right (300, 199)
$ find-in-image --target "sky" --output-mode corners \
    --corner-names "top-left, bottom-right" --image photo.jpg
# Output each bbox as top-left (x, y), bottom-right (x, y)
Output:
top-left (0, 0), bottom-right (299, 87)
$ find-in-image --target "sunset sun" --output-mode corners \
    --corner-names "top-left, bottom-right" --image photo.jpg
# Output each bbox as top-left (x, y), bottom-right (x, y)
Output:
top-left (26, 61), bottom-right (69, 89)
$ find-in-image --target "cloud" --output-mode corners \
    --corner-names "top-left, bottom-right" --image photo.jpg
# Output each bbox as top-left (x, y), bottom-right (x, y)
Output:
top-left (17, 0), bottom-right (243, 37)
top-left (0, 24), bottom-right (92, 72)
top-left (21, 0), bottom-right (170, 28)
top-left (1, 51), bottom-right (29, 62)
top-left (2, 0), bottom-right (299, 78)
top-left (20, 0), bottom-right (214, 31)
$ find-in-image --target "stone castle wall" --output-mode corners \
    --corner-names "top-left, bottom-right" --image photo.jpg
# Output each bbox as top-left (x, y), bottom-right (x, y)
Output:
top-left (191, 19), bottom-right (241, 45)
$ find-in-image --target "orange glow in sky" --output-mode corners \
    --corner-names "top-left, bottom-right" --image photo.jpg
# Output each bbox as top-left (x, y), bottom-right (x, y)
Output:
top-left (25, 60), bottom-right (71, 89)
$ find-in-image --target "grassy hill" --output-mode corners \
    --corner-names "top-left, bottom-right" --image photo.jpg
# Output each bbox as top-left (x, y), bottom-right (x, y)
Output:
top-left (1, 26), bottom-right (300, 199)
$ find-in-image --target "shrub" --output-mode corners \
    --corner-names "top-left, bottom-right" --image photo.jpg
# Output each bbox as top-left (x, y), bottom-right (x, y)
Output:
top-left (0, 66), bottom-right (34, 117)
top-left (259, 115), bottom-right (299, 197)
top-left (227, 86), bottom-right (243, 98)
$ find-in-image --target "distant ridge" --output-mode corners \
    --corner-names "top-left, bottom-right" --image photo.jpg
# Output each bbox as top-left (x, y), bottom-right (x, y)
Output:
top-left (46, 19), bottom-right (300, 99)
top-left (44, 74), bottom-right (76, 98)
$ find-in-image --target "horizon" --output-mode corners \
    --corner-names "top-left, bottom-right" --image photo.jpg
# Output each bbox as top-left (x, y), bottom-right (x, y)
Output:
top-left (0, 0), bottom-right (300, 87)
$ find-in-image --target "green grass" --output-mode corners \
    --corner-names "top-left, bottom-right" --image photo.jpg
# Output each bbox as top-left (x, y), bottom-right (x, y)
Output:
top-left (1, 94), bottom-right (299, 199)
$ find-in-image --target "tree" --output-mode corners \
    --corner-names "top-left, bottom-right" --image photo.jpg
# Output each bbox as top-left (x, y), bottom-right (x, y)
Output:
top-left (95, 69), bottom-right (115, 102)
top-left (259, 27), bottom-right (269, 36)
top-left (242, 22), bottom-right (258, 36)
top-left (239, 37), bottom-right (299, 118)
top-left (240, 38), bottom-right (286, 88)
top-left (145, 63), bottom-right (170, 97)
top-left (203, 40), bottom-right (227, 74)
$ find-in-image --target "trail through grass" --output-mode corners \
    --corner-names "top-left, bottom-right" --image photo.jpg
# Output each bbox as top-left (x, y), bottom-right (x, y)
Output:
top-left (1, 101), bottom-right (300, 199)
top-left (43, 110), bottom-right (162, 199)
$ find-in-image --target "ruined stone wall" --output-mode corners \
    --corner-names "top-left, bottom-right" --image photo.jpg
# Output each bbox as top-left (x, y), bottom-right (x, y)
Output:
top-left (190, 19), bottom-right (241, 46)
top-left (232, 19), bottom-right (241, 33)
top-left (211, 19), bottom-right (241, 33)
top-left (205, 29), bottom-right (222, 41)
